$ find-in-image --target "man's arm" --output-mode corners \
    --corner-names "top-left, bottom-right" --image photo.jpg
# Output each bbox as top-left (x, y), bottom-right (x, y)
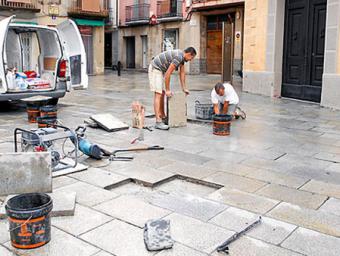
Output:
top-left (214, 104), bottom-right (220, 115)
top-left (164, 64), bottom-right (176, 97)
top-left (222, 101), bottom-right (229, 114)
top-left (179, 64), bottom-right (189, 95)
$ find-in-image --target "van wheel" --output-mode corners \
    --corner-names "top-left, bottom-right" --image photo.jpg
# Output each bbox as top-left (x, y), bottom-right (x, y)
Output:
top-left (48, 98), bottom-right (59, 105)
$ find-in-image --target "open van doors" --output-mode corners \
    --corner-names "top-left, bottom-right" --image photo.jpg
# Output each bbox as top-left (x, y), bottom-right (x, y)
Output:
top-left (56, 20), bottom-right (88, 90)
top-left (0, 16), bottom-right (14, 93)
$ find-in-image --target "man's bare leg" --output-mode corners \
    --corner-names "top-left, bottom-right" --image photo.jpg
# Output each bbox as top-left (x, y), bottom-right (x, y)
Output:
top-left (160, 91), bottom-right (166, 119)
top-left (154, 92), bottom-right (162, 122)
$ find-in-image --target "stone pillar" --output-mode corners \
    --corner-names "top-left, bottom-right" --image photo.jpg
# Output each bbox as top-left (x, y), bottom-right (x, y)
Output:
top-left (320, 0), bottom-right (340, 109)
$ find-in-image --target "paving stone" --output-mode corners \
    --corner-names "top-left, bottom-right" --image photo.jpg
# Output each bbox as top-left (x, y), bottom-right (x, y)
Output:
top-left (207, 188), bottom-right (279, 214)
top-left (114, 164), bottom-right (175, 186)
top-left (245, 168), bottom-right (308, 188)
top-left (0, 152), bottom-right (51, 196)
top-left (159, 162), bottom-right (218, 180)
top-left (155, 243), bottom-right (208, 256)
top-left (314, 152), bottom-right (340, 163)
top-left (7, 227), bottom-right (100, 256)
top-left (80, 220), bottom-right (153, 256)
top-left (52, 176), bottom-right (77, 190)
top-left (52, 204), bottom-right (112, 236)
top-left (256, 184), bottom-right (327, 209)
top-left (203, 161), bottom-right (258, 176)
top-left (135, 155), bottom-right (175, 169)
top-left (159, 149), bottom-right (213, 165)
top-left (167, 92), bottom-right (187, 127)
top-left (209, 207), bottom-right (296, 245)
top-left (300, 180), bottom-right (340, 199)
top-left (94, 195), bottom-right (170, 228)
top-left (55, 181), bottom-right (118, 207)
top-left (211, 236), bottom-right (302, 256)
top-left (198, 150), bottom-right (249, 164)
top-left (0, 246), bottom-right (13, 256)
top-left (325, 162), bottom-right (340, 173)
top-left (92, 251), bottom-right (114, 256)
top-left (70, 168), bottom-right (129, 189)
top-left (165, 213), bottom-right (234, 254)
top-left (156, 178), bottom-right (218, 197)
top-left (282, 227), bottom-right (340, 256)
top-left (204, 172), bottom-right (267, 193)
top-left (149, 191), bottom-right (226, 222)
top-left (0, 220), bottom-right (9, 244)
top-left (319, 198), bottom-right (340, 216)
top-left (267, 202), bottom-right (340, 237)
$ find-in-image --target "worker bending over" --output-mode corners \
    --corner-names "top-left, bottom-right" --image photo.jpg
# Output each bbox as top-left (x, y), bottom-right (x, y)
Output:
top-left (211, 82), bottom-right (240, 116)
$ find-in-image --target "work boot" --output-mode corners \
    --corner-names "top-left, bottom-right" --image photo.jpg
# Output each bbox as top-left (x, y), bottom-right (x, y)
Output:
top-left (155, 122), bottom-right (169, 130)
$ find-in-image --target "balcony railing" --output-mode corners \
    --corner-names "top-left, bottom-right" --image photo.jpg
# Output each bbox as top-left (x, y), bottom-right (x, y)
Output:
top-left (157, 0), bottom-right (182, 19)
top-left (125, 4), bottom-right (150, 24)
top-left (68, 0), bottom-right (109, 18)
top-left (0, 0), bottom-right (40, 12)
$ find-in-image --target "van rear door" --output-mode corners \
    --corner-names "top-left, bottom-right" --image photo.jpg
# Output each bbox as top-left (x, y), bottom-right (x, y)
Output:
top-left (0, 16), bottom-right (14, 93)
top-left (56, 20), bottom-right (88, 90)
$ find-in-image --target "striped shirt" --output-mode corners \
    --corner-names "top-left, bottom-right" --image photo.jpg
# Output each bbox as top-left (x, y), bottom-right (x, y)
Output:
top-left (151, 49), bottom-right (185, 73)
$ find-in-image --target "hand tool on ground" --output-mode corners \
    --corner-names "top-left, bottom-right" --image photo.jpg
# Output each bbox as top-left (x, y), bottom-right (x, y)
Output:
top-left (216, 217), bottom-right (262, 254)
top-left (102, 145), bottom-right (164, 160)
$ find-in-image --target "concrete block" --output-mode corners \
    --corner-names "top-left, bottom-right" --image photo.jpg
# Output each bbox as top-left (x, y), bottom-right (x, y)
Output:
top-left (156, 243), bottom-right (208, 256)
top-left (148, 192), bottom-right (227, 222)
top-left (94, 195), bottom-right (170, 228)
top-left (80, 220), bottom-right (153, 256)
top-left (7, 227), bottom-right (100, 256)
top-left (282, 227), bottom-right (340, 256)
top-left (267, 202), bottom-right (340, 237)
top-left (167, 92), bottom-right (187, 128)
top-left (256, 184), bottom-right (328, 209)
top-left (165, 213), bottom-right (234, 254)
top-left (245, 168), bottom-right (308, 188)
top-left (319, 198), bottom-right (340, 216)
top-left (70, 168), bottom-right (129, 189)
top-left (300, 180), bottom-right (340, 199)
top-left (52, 204), bottom-right (112, 236)
top-left (208, 188), bottom-right (279, 214)
top-left (0, 152), bottom-right (51, 196)
top-left (209, 207), bottom-right (296, 245)
top-left (204, 172), bottom-right (267, 193)
top-left (55, 181), bottom-right (118, 207)
top-left (211, 236), bottom-right (302, 256)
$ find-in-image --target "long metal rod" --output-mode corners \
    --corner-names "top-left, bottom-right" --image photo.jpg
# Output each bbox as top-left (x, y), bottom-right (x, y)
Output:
top-left (216, 217), bottom-right (262, 253)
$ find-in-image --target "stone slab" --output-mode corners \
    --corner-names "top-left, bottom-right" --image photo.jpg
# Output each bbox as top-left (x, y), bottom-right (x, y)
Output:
top-left (155, 243), bottom-right (208, 256)
top-left (207, 188), bottom-right (279, 214)
top-left (0, 152), bottom-right (51, 196)
top-left (52, 204), bottom-right (112, 236)
top-left (94, 195), bottom-right (170, 228)
top-left (256, 184), bottom-right (327, 209)
top-left (209, 207), bottom-right (296, 245)
top-left (52, 176), bottom-right (77, 190)
top-left (319, 198), bottom-right (340, 216)
top-left (159, 162), bottom-right (218, 180)
top-left (7, 227), bottom-right (100, 256)
top-left (70, 168), bottom-right (130, 189)
top-left (52, 158), bottom-right (88, 178)
top-left (300, 180), bottom-right (340, 199)
top-left (80, 220), bottom-right (154, 256)
top-left (282, 227), bottom-right (340, 256)
top-left (267, 202), bottom-right (340, 237)
top-left (0, 191), bottom-right (76, 219)
top-left (203, 161), bottom-right (258, 176)
top-left (165, 213), bottom-right (234, 254)
top-left (210, 236), bottom-right (302, 256)
top-left (159, 149), bottom-right (213, 165)
top-left (245, 168), bottom-right (308, 188)
top-left (0, 220), bottom-right (9, 244)
top-left (90, 113), bottom-right (129, 132)
top-left (204, 172), bottom-right (267, 193)
top-left (55, 181), bottom-right (118, 207)
top-left (167, 92), bottom-right (187, 128)
top-left (92, 251), bottom-right (114, 256)
top-left (0, 246), bottom-right (12, 256)
top-left (149, 192), bottom-right (227, 222)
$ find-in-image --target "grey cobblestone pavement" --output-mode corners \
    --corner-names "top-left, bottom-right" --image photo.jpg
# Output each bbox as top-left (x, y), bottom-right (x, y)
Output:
top-left (1, 71), bottom-right (340, 255)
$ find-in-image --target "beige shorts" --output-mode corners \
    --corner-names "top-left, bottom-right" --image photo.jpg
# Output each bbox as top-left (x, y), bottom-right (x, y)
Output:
top-left (148, 64), bottom-right (164, 94)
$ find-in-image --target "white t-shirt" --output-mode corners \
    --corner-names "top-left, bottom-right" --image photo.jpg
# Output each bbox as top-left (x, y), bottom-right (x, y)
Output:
top-left (211, 83), bottom-right (239, 105)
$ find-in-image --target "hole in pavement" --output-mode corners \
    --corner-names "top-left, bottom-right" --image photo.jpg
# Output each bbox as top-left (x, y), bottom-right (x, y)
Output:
top-left (108, 176), bottom-right (222, 198)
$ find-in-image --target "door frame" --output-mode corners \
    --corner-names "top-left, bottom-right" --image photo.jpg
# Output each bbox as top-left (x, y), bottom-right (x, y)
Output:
top-left (141, 35), bottom-right (148, 69)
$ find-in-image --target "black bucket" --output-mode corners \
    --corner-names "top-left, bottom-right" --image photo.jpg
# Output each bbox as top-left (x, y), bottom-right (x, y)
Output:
top-left (213, 114), bottom-right (233, 136)
top-left (5, 193), bottom-right (53, 249)
top-left (40, 105), bottom-right (58, 118)
top-left (36, 116), bottom-right (57, 128)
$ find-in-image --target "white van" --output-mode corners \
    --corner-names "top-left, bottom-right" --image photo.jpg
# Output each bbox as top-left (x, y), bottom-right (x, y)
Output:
top-left (0, 16), bottom-right (88, 103)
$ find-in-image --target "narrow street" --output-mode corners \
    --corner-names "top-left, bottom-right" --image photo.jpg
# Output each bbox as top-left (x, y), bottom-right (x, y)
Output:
top-left (1, 71), bottom-right (340, 255)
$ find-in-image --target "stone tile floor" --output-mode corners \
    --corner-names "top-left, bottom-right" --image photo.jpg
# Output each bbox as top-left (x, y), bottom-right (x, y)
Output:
top-left (1, 71), bottom-right (340, 255)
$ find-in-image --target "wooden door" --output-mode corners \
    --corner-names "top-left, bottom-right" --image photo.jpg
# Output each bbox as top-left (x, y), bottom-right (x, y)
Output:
top-left (207, 31), bottom-right (222, 74)
top-left (282, 0), bottom-right (327, 102)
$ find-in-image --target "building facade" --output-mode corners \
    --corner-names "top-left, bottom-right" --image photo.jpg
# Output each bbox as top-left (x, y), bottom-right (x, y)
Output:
top-left (0, 0), bottom-right (109, 75)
